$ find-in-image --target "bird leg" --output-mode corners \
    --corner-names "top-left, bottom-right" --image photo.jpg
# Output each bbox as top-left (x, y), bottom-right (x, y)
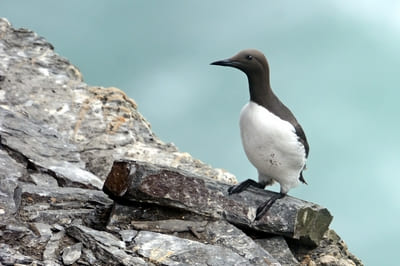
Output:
top-left (228, 179), bottom-right (266, 195)
top-left (255, 192), bottom-right (286, 220)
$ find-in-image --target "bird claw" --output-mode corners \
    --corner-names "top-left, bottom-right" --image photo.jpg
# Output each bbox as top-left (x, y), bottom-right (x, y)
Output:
top-left (227, 184), bottom-right (241, 195)
top-left (255, 209), bottom-right (265, 221)
top-left (254, 193), bottom-right (286, 221)
top-left (254, 201), bottom-right (271, 220)
top-left (227, 179), bottom-right (265, 195)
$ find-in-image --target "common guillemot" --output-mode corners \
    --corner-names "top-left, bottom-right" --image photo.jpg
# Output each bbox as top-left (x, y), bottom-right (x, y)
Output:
top-left (211, 49), bottom-right (309, 220)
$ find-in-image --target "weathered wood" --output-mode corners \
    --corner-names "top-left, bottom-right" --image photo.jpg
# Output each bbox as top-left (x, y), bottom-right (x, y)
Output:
top-left (103, 160), bottom-right (333, 245)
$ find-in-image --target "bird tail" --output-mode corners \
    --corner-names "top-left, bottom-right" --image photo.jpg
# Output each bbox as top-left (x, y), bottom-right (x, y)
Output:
top-left (299, 172), bottom-right (308, 185)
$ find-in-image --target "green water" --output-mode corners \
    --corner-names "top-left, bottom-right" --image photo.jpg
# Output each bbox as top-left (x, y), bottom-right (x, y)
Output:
top-left (2, 1), bottom-right (399, 265)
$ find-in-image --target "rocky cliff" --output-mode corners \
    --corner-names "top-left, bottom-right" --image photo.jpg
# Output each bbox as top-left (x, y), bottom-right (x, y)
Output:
top-left (0, 18), bottom-right (362, 266)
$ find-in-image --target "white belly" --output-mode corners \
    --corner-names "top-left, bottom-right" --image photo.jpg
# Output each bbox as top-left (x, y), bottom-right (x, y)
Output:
top-left (239, 102), bottom-right (306, 193)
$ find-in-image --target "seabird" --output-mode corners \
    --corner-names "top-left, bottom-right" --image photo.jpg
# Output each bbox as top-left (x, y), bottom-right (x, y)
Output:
top-left (211, 49), bottom-right (309, 220)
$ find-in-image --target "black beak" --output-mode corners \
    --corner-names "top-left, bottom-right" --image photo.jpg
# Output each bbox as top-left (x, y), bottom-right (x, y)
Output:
top-left (210, 59), bottom-right (236, 67)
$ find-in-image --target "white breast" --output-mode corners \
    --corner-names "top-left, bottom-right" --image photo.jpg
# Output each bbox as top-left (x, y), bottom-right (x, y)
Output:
top-left (239, 101), bottom-right (306, 194)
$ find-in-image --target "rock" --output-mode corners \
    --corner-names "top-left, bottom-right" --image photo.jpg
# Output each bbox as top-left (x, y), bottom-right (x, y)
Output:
top-left (29, 172), bottom-right (59, 187)
top-left (0, 106), bottom-right (103, 190)
top-left (119, 229), bottom-right (138, 243)
top-left (293, 230), bottom-right (363, 266)
top-left (134, 230), bottom-right (254, 266)
top-left (62, 242), bottom-right (82, 265)
top-left (204, 221), bottom-right (280, 265)
top-left (319, 254), bottom-right (339, 265)
top-left (80, 248), bottom-right (97, 265)
top-left (67, 224), bottom-right (126, 250)
top-left (130, 219), bottom-right (208, 234)
top-left (51, 224), bottom-right (65, 232)
top-left (0, 148), bottom-right (27, 215)
top-left (339, 258), bottom-right (357, 266)
top-left (31, 222), bottom-right (53, 241)
top-left (107, 201), bottom-right (203, 229)
top-left (103, 160), bottom-right (332, 245)
top-left (66, 224), bottom-right (147, 265)
top-left (0, 17), bottom-right (363, 266)
top-left (119, 218), bottom-right (280, 265)
top-left (15, 183), bottom-right (113, 227)
top-left (0, 18), bottom-right (235, 185)
top-left (44, 260), bottom-right (62, 266)
top-left (0, 243), bottom-right (34, 265)
top-left (255, 236), bottom-right (299, 265)
top-left (43, 231), bottom-right (65, 261)
top-left (106, 203), bottom-right (280, 265)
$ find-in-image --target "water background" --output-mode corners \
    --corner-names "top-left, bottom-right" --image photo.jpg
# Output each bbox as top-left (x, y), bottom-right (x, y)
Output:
top-left (2, 1), bottom-right (400, 265)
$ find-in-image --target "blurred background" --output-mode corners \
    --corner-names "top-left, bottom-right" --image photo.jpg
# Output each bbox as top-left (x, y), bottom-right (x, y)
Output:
top-left (2, 1), bottom-right (399, 265)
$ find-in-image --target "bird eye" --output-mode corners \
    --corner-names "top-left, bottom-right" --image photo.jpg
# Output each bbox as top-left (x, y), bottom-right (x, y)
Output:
top-left (246, 55), bottom-right (253, 60)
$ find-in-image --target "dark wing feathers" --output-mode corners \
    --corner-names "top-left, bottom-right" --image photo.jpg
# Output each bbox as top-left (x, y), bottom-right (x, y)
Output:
top-left (294, 123), bottom-right (309, 158)
top-left (264, 94), bottom-right (310, 184)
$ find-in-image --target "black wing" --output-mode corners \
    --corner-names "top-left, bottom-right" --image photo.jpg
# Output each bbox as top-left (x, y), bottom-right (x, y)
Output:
top-left (294, 123), bottom-right (309, 158)
top-left (265, 93), bottom-right (310, 158)
top-left (264, 94), bottom-right (310, 184)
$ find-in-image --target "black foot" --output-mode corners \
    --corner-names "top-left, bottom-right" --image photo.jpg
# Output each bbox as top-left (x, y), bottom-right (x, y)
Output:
top-left (255, 193), bottom-right (285, 220)
top-left (228, 179), bottom-right (266, 195)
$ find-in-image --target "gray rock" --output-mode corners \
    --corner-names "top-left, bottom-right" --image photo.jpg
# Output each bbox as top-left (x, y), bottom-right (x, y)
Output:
top-left (15, 183), bottom-right (113, 227)
top-left (1, 223), bottom-right (35, 247)
top-left (119, 229), bottom-right (138, 242)
top-left (135, 230), bottom-right (253, 266)
top-left (80, 248), bottom-right (97, 265)
top-left (29, 172), bottom-right (59, 187)
top-left (44, 260), bottom-right (62, 266)
top-left (31, 222), bottom-right (53, 242)
top-left (66, 224), bottom-right (147, 265)
top-left (204, 221), bottom-right (280, 265)
top-left (0, 243), bottom-right (34, 265)
top-left (67, 224), bottom-right (125, 249)
top-left (107, 202), bottom-right (203, 229)
top-left (0, 106), bottom-right (103, 190)
top-left (255, 236), bottom-right (299, 265)
top-left (62, 242), bottom-right (82, 265)
top-left (0, 148), bottom-right (26, 215)
top-left (103, 160), bottom-right (332, 245)
top-left (130, 219), bottom-right (208, 234)
top-left (17, 183), bottom-right (112, 207)
top-left (43, 231), bottom-right (65, 260)
top-left (51, 224), bottom-right (65, 232)
top-left (4, 223), bottom-right (32, 234)
top-left (0, 107), bottom-right (83, 174)
top-left (107, 204), bottom-right (279, 265)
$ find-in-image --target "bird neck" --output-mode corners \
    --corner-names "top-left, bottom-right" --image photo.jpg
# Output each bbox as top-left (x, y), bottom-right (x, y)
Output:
top-left (247, 72), bottom-right (273, 107)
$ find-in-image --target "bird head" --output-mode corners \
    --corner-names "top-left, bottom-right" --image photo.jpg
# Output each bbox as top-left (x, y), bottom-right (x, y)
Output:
top-left (210, 49), bottom-right (269, 77)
